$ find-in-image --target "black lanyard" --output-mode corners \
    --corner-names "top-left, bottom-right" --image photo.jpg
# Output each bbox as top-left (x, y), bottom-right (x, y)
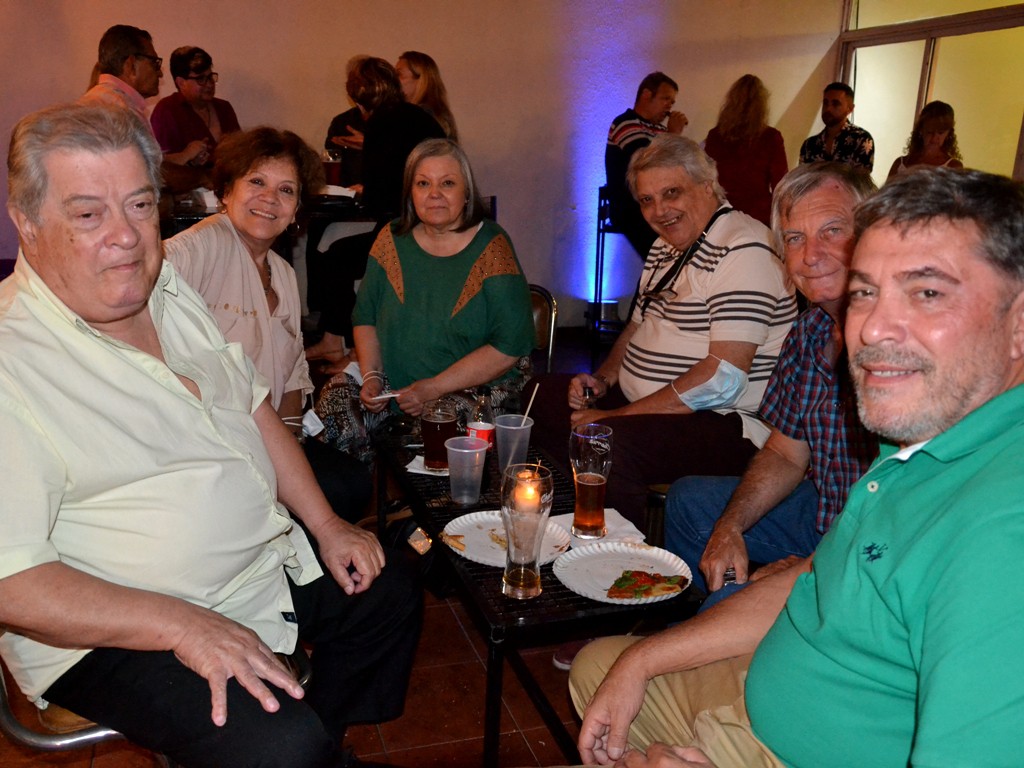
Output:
top-left (636, 206), bottom-right (733, 319)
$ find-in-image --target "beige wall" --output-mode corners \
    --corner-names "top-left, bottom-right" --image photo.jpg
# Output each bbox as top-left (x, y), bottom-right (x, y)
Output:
top-left (0, 0), bottom-right (845, 324)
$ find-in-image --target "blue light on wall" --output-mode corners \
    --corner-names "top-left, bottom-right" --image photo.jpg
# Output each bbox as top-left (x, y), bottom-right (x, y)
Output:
top-left (561, 4), bottom-right (660, 309)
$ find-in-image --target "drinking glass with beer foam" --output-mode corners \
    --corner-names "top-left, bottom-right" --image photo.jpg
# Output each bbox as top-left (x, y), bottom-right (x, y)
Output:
top-left (421, 399), bottom-right (459, 470)
top-left (569, 423), bottom-right (613, 539)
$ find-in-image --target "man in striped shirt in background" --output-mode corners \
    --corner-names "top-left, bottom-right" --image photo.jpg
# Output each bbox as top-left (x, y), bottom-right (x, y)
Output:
top-left (605, 72), bottom-right (689, 258)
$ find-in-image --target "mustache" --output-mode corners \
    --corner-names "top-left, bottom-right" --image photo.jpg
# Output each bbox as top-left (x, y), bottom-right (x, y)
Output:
top-left (850, 346), bottom-right (935, 375)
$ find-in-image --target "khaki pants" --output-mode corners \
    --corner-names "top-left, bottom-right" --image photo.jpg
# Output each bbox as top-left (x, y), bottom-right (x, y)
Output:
top-left (566, 636), bottom-right (784, 768)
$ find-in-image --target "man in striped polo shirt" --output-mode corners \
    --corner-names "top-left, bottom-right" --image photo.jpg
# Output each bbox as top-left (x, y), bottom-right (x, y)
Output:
top-left (571, 134), bottom-right (797, 525)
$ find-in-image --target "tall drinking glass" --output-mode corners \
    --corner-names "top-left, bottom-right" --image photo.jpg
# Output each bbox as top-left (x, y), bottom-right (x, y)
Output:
top-left (500, 464), bottom-right (554, 599)
top-left (569, 423), bottom-right (612, 539)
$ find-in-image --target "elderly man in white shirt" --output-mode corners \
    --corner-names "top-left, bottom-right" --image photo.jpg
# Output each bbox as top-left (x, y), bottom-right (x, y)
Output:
top-left (0, 103), bottom-right (419, 768)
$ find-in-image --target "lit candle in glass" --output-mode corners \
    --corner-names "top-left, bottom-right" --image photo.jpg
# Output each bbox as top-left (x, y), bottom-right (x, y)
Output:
top-left (514, 473), bottom-right (541, 515)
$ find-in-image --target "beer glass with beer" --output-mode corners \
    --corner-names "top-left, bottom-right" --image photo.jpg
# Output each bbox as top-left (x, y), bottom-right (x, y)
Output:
top-left (569, 423), bottom-right (612, 539)
top-left (421, 399), bottom-right (458, 470)
top-left (500, 464), bottom-right (554, 599)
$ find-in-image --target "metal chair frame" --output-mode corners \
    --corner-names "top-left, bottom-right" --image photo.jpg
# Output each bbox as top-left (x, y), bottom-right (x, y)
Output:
top-left (0, 663), bottom-right (123, 752)
top-left (1, 645), bottom-right (309, 763)
top-left (592, 186), bottom-right (627, 365)
top-left (528, 283), bottom-right (558, 374)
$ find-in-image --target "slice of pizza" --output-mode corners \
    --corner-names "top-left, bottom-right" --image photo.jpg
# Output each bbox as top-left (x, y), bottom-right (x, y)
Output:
top-left (607, 569), bottom-right (686, 600)
top-left (440, 532), bottom-right (466, 552)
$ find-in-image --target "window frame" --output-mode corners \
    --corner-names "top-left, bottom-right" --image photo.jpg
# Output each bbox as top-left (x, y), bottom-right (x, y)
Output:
top-left (836, 2), bottom-right (1024, 179)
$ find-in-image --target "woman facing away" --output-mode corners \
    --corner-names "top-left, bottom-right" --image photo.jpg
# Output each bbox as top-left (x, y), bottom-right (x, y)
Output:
top-left (395, 51), bottom-right (459, 143)
top-left (164, 127), bottom-right (372, 522)
top-left (702, 74), bottom-right (788, 226)
top-left (886, 100), bottom-right (964, 181)
top-left (304, 56), bottom-right (445, 369)
top-left (314, 138), bottom-right (535, 460)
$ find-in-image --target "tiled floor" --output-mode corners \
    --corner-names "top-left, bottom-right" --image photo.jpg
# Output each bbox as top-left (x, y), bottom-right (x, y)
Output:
top-left (0, 329), bottom-right (602, 767)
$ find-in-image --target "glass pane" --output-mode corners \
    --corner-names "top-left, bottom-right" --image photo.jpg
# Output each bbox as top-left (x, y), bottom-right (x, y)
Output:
top-left (851, 0), bottom-right (1014, 28)
top-left (929, 26), bottom-right (1024, 176)
top-left (849, 41), bottom-right (927, 186)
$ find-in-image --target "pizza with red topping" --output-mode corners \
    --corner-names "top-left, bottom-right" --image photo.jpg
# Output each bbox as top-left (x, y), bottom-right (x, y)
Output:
top-left (607, 569), bottom-right (686, 600)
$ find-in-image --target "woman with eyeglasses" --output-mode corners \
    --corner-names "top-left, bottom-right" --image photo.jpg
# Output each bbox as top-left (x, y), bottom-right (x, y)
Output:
top-left (151, 46), bottom-right (241, 168)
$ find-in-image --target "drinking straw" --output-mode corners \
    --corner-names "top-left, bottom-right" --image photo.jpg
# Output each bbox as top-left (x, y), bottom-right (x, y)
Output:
top-left (520, 382), bottom-right (539, 427)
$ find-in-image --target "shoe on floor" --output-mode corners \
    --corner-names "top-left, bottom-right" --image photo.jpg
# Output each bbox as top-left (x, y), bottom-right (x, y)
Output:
top-left (338, 747), bottom-right (394, 767)
top-left (552, 638), bottom-right (594, 671)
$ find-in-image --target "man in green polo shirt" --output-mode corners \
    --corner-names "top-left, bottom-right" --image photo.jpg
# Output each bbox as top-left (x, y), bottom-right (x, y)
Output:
top-left (569, 167), bottom-right (1024, 768)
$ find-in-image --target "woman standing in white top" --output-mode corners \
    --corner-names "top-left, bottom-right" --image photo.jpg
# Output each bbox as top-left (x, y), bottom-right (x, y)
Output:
top-left (886, 101), bottom-right (964, 181)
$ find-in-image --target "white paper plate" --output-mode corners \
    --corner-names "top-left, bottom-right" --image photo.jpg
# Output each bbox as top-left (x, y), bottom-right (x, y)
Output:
top-left (553, 542), bottom-right (692, 604)
top-left (441, 510), bottom-right (571, 568)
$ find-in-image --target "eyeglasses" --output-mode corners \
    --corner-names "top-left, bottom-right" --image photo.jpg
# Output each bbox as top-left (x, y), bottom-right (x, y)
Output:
top-left (185, 72), bottom-right (219, 85)
top-left (134, 52), bottom-right (163, 69)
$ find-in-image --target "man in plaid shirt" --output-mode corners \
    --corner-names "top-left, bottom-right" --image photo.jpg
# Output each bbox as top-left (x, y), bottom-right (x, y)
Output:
top-left (665, 162), bottom-right (879, 601)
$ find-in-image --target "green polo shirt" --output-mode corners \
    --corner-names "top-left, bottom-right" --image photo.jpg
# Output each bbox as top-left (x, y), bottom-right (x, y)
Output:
top-left (746, 383), bottom-right (1024, 768)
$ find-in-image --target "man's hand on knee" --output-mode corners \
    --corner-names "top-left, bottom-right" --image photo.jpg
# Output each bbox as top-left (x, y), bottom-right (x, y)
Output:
top-left (311, 514), bottom-right (385, 594)
top-left (578, 662), bottom-right (647, 764)
top-left (171, 605), bottom-right (304, 726)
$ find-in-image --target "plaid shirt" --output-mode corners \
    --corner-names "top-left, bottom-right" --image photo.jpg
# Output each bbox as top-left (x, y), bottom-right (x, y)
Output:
top-left (758, 306), bottom-right (878, 533)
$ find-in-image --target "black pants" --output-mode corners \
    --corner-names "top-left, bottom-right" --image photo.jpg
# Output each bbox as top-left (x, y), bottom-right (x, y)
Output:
top-left (304, 438), bottom-right (373, 524)
top-left (528, 374), bottom-right (758, 526)
top-left (318, 228), bottom-right (381, 345)
top-left (44, 549), bottom-right (422, 768)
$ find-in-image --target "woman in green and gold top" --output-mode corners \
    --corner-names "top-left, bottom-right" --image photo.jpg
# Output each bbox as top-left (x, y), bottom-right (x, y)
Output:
top-left (316, 139), bottom-right (534, 453)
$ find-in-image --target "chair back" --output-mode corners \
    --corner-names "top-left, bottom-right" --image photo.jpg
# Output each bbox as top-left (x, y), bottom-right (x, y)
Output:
top-left (529, 284), bottom-right (558, 374)
top-left (483, 194), bottom-right (497, 221)
top-left (597, 185), bottom-right (615, 234)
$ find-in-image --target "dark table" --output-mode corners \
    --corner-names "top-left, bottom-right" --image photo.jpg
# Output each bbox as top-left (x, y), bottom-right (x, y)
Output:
top-left (376, 425), bottom-right (702, 766)
top-left (159, 192), bottom-right (374, 258)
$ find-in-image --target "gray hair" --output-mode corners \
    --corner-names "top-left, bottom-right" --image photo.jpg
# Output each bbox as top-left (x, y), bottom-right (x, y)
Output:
top-left (7, 103), bottom-right (162, 223)
top-left (771, 161), bottom-right (877, 253)
top-left (396, 138), bottom-right (486, 235)
top-left (855, 167), bottom-right (1024, 284)
top-left (626, 134), bottom-right (726, 203)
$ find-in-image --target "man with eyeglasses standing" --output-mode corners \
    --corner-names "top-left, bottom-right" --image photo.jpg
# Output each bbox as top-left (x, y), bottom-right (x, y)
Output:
top-left (151, 46), bottom-right (241, 169)
top-left (80, 25), bottom-right (162, 125)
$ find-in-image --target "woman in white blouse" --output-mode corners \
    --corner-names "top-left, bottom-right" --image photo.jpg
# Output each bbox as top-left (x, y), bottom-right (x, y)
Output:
top-left (165, 127), bottom-right (372, 521)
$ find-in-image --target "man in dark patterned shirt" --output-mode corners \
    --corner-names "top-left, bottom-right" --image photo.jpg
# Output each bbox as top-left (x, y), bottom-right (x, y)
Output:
top-left (798, 82), bottom-right (875, 172)
top-left (665, 162), bottom-right (879, 601)
top-left (605, 72), bottom-right (689, 257)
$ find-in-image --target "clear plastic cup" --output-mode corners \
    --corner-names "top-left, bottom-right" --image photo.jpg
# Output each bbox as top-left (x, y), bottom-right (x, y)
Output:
top-left (495, 414), bottom-right (533, 473)
top-left (445, 436), bottom-right (489, 506)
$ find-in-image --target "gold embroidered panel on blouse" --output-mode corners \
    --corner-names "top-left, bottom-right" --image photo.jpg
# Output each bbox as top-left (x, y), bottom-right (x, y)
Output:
top-left (369, 227), bottom-right (404, 303)
top-left (451, 234), bottom-right (520, 317)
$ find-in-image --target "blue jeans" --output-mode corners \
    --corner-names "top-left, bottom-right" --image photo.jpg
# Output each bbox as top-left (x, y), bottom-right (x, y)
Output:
top-left (665, 475), bottom-right (822, 608)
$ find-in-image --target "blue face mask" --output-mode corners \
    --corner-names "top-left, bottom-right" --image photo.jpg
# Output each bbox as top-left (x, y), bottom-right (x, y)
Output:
top-left (677, 357), bottom-right (749, 411)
